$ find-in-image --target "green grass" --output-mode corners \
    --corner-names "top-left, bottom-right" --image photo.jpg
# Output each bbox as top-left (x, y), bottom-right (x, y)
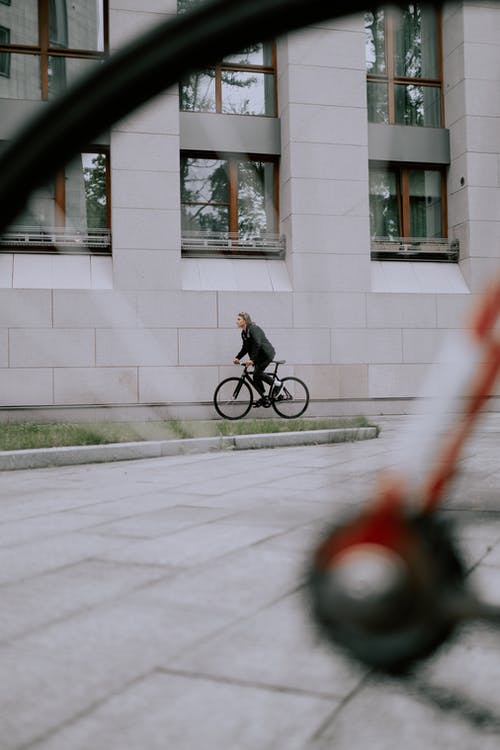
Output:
top-left (0, 416), bottom-right (377, 451)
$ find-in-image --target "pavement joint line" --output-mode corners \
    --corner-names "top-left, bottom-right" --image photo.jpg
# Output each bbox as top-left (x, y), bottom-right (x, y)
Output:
top-left (0, 427), bottom-right (378, 471)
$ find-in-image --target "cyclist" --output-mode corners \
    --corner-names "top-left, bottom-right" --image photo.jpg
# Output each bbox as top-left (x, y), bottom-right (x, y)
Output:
top-left (233, 312), bottom-right (283, 407)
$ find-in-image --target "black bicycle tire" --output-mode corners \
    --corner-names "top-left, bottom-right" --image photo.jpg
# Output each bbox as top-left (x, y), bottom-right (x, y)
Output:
top-left (272, 377), bottom-right (309, 418)
top-left (214, 377), bottom-right (253, 420)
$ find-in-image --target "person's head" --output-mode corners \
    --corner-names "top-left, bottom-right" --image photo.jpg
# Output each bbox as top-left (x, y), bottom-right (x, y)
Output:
top-left (236, 312), bottom-right (252, 329)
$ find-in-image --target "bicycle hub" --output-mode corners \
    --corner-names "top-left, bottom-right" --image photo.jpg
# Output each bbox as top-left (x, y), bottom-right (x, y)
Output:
top-left (306, 503), bottom-right (467, 673)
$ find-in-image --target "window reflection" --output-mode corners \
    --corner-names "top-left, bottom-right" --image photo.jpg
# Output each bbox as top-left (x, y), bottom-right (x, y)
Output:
top-left (221, 71), bottom-right (274, 116)
top-left (408, 169), bottom-right (442, 238)
top-left (181, 154), bottom-right (277, 238)
top-left (365, 4), bottom-right (441, 127)
top-left (0, 0), bottom-right (106, 100)
top-left (369, 169), bottom-right (400, 239)
top-left (238, 161), bottom-right (275, 236)
top-left (181, 157), bottom-right (229, 232)
top-left (394, 83), bottom-right (441, 127)
top-left (393, 4), bottom-right (438, 79)
top-left (179, 38), bottom-right (276, 116)
top-left (180, 71), bottom-right (216, 112)
top-left (365, 9), bottom-right (386, 75)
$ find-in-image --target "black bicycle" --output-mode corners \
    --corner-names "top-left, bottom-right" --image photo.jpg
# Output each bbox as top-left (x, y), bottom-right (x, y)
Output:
top-left (213, 360), bottom-right (309, 420)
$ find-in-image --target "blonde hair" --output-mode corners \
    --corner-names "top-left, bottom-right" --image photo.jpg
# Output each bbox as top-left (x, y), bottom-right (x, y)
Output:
top-left (238, 312), bottom-right (252, 325)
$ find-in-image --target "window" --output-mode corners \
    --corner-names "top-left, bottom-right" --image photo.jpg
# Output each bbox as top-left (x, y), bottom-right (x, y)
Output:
top-left (180, 153), bottom-right (282, 256)
top-left (1, 148), bottom-right (111, 253)
top-left (0, 25), bottom-right (9, 77)
top-left (180, 42), bottom-right (276, 116)
top-left (365, 5), bottom-right (442, 126)
top-left (0, 0), bottom-right (107, 100)
top-left (369, 164), bottom-right (457, 260)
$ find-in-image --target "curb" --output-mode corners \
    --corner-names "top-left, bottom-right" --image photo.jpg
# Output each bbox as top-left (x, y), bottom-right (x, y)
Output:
top-left (0, 426), bottom-right (378, 471)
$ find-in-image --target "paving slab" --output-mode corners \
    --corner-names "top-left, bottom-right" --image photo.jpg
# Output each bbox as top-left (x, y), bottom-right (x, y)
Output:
top-left (1, 414), bottom-right (500, 749)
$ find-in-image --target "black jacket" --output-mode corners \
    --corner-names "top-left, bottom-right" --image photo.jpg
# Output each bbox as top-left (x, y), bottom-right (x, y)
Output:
top-left (236, 322), bottom-right (275, 364)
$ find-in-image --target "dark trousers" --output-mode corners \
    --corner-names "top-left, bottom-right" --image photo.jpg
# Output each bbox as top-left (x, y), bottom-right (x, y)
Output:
top-left (253, 358), bottom-right (274, 396)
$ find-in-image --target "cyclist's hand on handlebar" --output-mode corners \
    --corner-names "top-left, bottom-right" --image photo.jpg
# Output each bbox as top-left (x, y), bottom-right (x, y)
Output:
top-left (246, 360), bottom-right (254, 367)
top-left (233, 357), bottom-right (240, 365)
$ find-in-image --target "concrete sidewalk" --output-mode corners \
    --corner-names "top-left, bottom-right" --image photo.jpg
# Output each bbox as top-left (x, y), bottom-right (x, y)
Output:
top-left (1, 414), bottom-right (500, 749)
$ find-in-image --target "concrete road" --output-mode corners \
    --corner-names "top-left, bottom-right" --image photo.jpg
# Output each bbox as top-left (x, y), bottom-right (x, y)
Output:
top-left (1, 415), bottom-right (500, 749)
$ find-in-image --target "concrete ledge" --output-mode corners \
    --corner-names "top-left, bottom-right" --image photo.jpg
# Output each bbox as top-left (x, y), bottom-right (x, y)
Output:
top-left (0, 427), bottom-right (378, 471)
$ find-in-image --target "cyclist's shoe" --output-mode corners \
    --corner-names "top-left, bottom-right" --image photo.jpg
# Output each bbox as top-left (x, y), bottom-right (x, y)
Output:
top-left (271, 381), bottom-right (284, 399)
top-left (253, 398), bottom-right (264, 408)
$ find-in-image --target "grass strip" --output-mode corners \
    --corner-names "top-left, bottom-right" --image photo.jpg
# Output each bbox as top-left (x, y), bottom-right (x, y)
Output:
top-left (0, 416), bottom-right (377, 451)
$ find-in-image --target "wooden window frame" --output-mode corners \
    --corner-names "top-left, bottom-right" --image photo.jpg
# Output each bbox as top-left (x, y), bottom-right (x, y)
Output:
top-left (366, 5), bottom-right (444, 127)
top-left (181, 41), bottom-right (277, 117)
top-left (180, 150), bottom-right (280, 253)
top-left (0, 0), bottom-right (109, 100)
top-left (370, 162), bottom-right (448, 241)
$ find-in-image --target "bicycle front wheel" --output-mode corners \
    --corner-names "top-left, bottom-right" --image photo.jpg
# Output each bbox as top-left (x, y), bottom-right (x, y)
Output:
top-left (213, 377), bottom-right (253, 420)
top-left (272, 377), bottom-right (309, 418)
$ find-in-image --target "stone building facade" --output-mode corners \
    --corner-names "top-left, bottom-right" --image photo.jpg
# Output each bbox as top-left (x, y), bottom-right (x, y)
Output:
top-left (0, 1), bottom-right (499, 419)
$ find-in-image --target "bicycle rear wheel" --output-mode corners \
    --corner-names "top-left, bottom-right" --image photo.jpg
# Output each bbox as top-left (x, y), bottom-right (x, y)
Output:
top-left (272, 377), bottom-right (309, 418)
top-left (213, 377), bottom-right (253, 420)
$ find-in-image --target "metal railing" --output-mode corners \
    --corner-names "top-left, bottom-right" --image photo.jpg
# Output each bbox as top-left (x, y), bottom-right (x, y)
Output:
top-left (371, 237), bottom-right (459, 261)
top-left (181, 230), bottom-right (285, 257)
top-left (0, 226), bottom-right (112, 253)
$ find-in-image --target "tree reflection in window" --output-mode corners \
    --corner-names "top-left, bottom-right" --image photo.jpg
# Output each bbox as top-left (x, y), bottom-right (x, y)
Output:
top-left (365, 4), bottom-right (441, 127)
top-left (181, 154), bottom-right (277, 237)
top-left (179, 41), bottom-right (275, 116)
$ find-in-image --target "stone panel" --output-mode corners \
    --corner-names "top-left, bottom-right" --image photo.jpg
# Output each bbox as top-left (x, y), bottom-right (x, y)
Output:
top-left (112, 209), bottom-right (180, 250)
top-left (54, 368), bottom-right (138, 404)
top-left (139, 365), bottom-right (219, 403)
top-left (112, 250), bottom-right (181, 291)
top-left (180, 330), bottom-right (235, 366)
top-left (293, 364), bottom-right (340, 399)
top-left (138, 291), bottom-right (217, 328)
top-left (289, 178), bottom-right (369, 217)
top-left (287, 27), bottom-right (364, 69)
top-left (288, 67), bottom-right (365, 108)
top-left (217, 292), bottom-right (292, 328)
top-left (292, 254), bottom-right (370, 293)
top-left (0, 291), bottom-right (52, 327)
top-left (288, 104), bottom-right (368, 146)
top-left (293, 292), bottom-right (366, 328)
top-left (0, 368), bottom-right (53, 406)
top-left (270, 328), bottom-right (332, 365)
top-left (367, 294), bottom-right (437, 328)
top-left (369, 364), bottom-right (429, 398)
top-left (334, 329), bottom-right (402, 365)
top-left (53, 291), bottom-right (138, 328)
top-left (111, 132), bottom-right (179, 172)
top-left (112, 170), bottom-right (180, 209)
top-left (339, 364), bottom-right (369, 398)
top-left (96, 329), bottom-right (178, 366)
top-left (290, 214), bottom-right (369, 254)
top-left (10, 330), bottom-right (95, 368)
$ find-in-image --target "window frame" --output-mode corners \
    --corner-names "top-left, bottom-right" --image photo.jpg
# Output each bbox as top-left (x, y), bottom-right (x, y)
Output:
top-left (180, 42), bottom-right (277, 117)
top-left (369, 161), bottom-right (456, 261)
top-left (366, 5), bottom-right (444, 127)
top-left (180, 150), bottom-right (281, 258)
top-left (0, 0), bottom-right (108, 100)
top-left (0, 145), bottom-right (111, 254)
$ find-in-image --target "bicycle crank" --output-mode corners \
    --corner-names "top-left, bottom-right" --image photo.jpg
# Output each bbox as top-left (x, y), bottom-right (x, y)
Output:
top-left (306, 499), bottom-right (500, 673)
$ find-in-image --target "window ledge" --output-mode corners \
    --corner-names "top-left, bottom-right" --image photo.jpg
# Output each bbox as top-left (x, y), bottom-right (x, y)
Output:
top-left (181, 231), bottom-right (285, 259)
top-left (371, 237), bottom-right (458, 262)
top-left (0, 226), bottom-right (111, 254)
